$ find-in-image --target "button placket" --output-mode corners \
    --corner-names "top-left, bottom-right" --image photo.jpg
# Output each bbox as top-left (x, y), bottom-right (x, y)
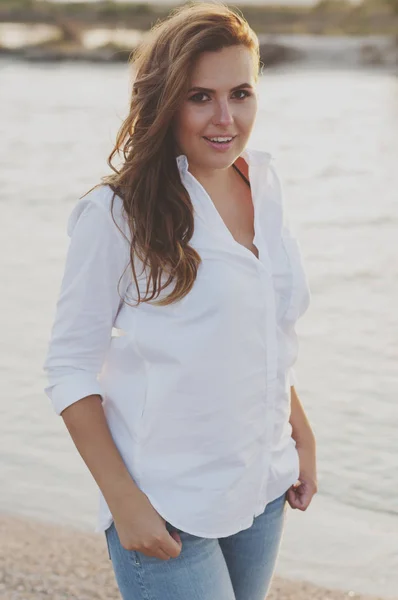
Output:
top-left (180, 153), bottom-right (280, 518)
top-left (255, 259), bottom-right (278, 510)
top-left (183, 164), bottom-right (269, 271)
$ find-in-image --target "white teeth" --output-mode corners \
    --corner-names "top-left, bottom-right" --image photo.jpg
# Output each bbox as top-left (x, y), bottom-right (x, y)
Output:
top-left (208, 137), bottom-right (233, 142)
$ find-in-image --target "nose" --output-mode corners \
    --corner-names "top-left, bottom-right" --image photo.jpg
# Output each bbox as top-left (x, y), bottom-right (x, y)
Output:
top-left (212, 99), bottom-right (234, 127)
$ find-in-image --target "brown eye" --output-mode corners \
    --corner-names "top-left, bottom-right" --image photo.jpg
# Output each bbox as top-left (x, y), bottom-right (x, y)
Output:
top-left (189, 93), bottom-right (209, 103)
top-left (233, 90), bottom-right (251, 99)
top-left (189, 90), bottom-right (251, 103)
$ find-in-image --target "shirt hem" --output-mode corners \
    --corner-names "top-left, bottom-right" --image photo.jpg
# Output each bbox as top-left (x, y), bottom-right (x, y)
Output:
top-left (94, 467), bottom-right (300, 538)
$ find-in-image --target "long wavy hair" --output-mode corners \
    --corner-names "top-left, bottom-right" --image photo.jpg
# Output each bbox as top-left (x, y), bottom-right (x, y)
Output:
top-left (101, 1), bottom-right (261, 307)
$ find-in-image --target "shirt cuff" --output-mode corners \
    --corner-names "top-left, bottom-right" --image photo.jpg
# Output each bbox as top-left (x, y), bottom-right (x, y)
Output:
top-left (289, 367), bottom-right (298, 388)
top-left (45, 372), bottom-right (104, 416)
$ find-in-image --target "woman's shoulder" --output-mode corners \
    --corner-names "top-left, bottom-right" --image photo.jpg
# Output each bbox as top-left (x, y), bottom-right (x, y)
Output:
top-left (265, 159), bottom-right (284, 207)
top-left (244, 147), bottom-right (284, 209)
top-left (66, 183), bottom-right (130, 242)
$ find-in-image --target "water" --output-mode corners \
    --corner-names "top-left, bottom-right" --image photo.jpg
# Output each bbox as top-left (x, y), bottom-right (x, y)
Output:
top-left (0, 58), bottom-right (397, 597)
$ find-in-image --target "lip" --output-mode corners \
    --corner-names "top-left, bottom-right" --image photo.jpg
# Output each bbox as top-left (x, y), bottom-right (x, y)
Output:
top-left (203, 135), bottom-right (237, 140)
top-left (203, 135), bottom-right (237, 152)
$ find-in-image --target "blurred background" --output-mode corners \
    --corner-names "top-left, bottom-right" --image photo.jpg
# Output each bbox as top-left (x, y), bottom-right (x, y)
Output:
top-left (0, 0), bottom-right (397, 598)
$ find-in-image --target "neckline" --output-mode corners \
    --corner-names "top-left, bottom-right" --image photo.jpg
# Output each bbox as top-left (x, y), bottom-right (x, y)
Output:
top-left (181, 154), bottom-right (266, 266)
top-left (175, 147), bottom-right (273, 175)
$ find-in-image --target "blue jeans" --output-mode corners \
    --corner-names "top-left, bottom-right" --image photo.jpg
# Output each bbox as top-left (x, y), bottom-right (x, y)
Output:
top-left (105, 491), bottom-right (288, 600)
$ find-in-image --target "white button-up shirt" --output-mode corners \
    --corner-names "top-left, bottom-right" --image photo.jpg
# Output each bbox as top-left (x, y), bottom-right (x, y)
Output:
top-left (43, 147), bottom-right (311, 537)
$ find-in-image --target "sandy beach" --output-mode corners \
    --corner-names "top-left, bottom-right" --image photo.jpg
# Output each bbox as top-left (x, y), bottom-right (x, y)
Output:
top-left (0, 513), bottom-right (393, 600)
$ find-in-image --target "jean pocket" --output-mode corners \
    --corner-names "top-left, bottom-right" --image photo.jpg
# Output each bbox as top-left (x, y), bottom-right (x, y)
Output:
top-left (165, 521), bottom-right (183, 535)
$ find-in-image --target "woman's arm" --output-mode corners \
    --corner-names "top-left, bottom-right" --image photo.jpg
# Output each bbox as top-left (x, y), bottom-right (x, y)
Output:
top-left (61, 394), bottom-right (147, 519)
top-left (43, 188), bottom-right (146, 511)
top-left (290, 385), bottom-right (315, 449)
top-left (43, 190), bottom-right (181, 559)
top-left (288, 385), bottom-right (318, 510)
top-left (61, 393), bottom-right (181, 560)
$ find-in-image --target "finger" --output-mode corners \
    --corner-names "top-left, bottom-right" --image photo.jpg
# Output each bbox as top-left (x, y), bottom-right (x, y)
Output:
top-left (142, 546), bottom-right (170, 560)
top-left (293, 490), bottom-right (315, 511)
top-left (288, 486), bottom-right (309, 510)
top-left (295, 488), bottom-right (310, 508)
top-left (157, 548), bottom-right (172, 561)
top-left (170, 531), bottom-right (182, 546)
top-left (288, 495), bottom-right (302, 510)
top-left (162, 535), bottom-right (182, 559)
top-left (141, 546), bottom-right (171, 560)
top-left (301, 492), bottom-right (316, 510)
top-left (287, 488), bottom-right (299, 508)
top-left (288, 486), bottom-right (298, 497)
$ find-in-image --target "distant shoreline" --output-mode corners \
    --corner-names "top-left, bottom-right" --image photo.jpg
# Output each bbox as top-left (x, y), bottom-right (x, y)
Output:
top-left (1, 1), bottom-right (397, 67)
top-left (0, 0), bottom-right (397, 36)
top-left (0, 29), bottom-right (396, 69)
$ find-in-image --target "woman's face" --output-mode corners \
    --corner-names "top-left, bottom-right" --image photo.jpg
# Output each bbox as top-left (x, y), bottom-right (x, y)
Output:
top-left (172, 44), bottom-right (258, 175)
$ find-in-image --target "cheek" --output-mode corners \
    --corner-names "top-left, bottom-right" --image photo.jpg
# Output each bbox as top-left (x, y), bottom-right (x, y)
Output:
top-left (240, 97), bottom-right (257, 121)
top-left (235, 107), bottom-right (257, 135)
top-left (175, 105), bottom-right (208, 137)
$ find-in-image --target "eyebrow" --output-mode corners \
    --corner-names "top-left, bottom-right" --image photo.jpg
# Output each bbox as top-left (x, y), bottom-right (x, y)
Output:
top-left (188, 83), bottom-right (253, 94)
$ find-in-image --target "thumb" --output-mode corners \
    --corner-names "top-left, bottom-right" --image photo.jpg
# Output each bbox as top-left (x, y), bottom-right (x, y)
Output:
top-left (169, 530), bottom-right (182, 547)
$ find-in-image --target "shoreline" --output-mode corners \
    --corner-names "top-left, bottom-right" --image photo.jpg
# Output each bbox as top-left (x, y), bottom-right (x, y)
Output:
top-left (1, 1), bottom-right (397, 37)
top-left (0, 512), bottom-right (393, 600)
top-left (0, 34), bottom-right (396, 69)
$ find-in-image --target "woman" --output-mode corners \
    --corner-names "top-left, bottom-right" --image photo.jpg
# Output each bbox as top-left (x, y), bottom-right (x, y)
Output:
top-left (43, 3), bottom-right (317, 599)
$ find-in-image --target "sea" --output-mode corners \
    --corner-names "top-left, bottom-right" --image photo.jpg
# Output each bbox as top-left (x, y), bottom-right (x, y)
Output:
top-left (0, 52), bottom-right (397, 597)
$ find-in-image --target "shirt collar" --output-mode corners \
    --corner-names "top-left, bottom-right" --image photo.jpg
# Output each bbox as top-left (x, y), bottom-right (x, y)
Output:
top-left (176, 147), bottom-right (273, 175)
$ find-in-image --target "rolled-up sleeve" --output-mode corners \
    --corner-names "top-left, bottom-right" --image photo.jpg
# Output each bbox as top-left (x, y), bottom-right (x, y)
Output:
top-left (43, 188), bottom-right (131, 416)
top-left (289, 367), bottom-right (298, 387)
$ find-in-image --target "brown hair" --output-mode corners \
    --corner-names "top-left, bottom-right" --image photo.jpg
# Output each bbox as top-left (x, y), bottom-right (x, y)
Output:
top-left (102, 1), bottom-right (260, 306)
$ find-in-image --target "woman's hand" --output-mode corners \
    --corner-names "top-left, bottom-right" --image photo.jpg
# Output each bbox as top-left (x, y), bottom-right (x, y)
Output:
top-left (287, 443), bottom-right (318, 511)
top-left (111, 485), bottom-right (183, 561)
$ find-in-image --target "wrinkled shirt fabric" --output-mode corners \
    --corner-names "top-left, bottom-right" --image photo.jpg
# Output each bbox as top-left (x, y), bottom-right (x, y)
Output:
top-left (43, 147), bottom-right (311, 537)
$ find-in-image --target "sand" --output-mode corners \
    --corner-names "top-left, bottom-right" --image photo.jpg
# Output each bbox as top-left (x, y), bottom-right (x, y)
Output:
top-left (0, 513), bottom-right (392, 600)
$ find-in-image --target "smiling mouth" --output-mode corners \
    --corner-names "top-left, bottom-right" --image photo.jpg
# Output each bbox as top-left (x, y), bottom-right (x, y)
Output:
top-left (203, 136), bottom-right (237, 141)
